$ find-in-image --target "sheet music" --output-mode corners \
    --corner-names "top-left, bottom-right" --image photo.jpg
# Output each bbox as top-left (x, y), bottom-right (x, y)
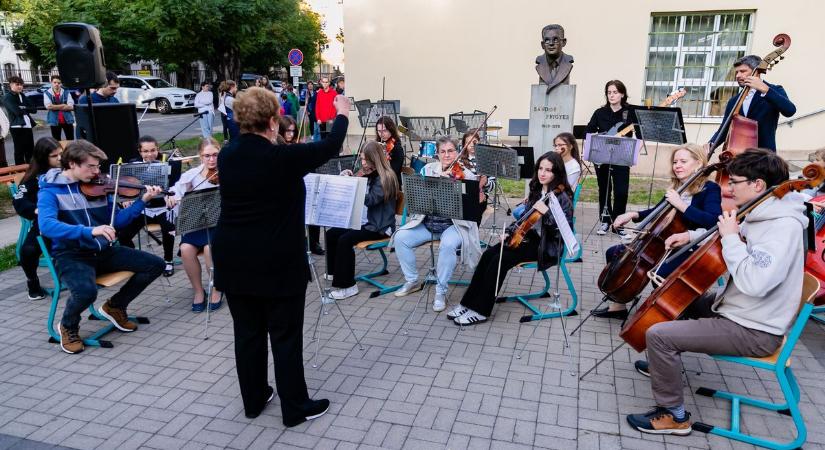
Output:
top-left (304, 174), bottom-right (367, 230)
top-left (548, 192), bottom-right (580, 258)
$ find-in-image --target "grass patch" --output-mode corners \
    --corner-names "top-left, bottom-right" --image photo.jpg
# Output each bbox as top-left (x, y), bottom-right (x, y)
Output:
top-left (0, 244), bottom-right (16, 272)
top-left (0, 187), bottom-right (14, 220)
top-left (497, 176), bottom-right (670, 206)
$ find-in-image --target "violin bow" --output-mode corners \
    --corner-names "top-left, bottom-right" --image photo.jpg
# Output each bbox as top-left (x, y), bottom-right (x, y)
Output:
top-left (447, 105), bottom-right (498, 174)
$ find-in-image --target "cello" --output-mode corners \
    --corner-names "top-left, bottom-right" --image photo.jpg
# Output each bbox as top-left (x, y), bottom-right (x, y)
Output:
top-left (620, 164), bottom-right (825, 353)
top-left (710, 33), bottom-right (791, 210)
top-left (805, 195), bottom-right (825, 303)
top-left (597, 153), bottom-right (731, 303)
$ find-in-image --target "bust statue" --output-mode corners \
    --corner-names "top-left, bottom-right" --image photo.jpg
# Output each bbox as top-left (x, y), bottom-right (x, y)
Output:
top-left (535, 24), bottom-right (574, 94)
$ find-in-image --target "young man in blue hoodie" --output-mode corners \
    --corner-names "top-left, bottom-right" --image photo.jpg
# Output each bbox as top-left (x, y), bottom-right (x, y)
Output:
top-left (626, 149), bottom-right (808, 436)
top-left (38, 140), bottom-right (166, 354)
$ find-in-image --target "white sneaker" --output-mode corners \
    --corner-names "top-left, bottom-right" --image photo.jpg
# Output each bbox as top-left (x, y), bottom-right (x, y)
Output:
top-left (446, 304), bottom-right (468, 320)
top-left (323, 273), bottom-right (334, 281)
top-left (329, 285), bottom-right (358, 300)
top-left (453, 308), bottom-right (488, 326)
top-left (433, 293), bottom-right (447, 312)
top-left (596, 222), bottom-right (609, 235)
top-left (395, 280), bottom-right (423, 297)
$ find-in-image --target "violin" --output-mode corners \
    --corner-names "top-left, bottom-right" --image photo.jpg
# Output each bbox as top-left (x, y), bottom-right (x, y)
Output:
top-left (204, 168), bottom-right (219, 185)
top-left (80, 174), bottom-right (171, 199)
top-left (710, 34), bottom-right (791, 211)
top-left (598, 154), bottom-right (731, 304)
top-left (449, 159), bottom-right (466, 180)
top-left (619, 164), bottom-right (825, 353)
top-left (505, 185), bottom-right (564, 249)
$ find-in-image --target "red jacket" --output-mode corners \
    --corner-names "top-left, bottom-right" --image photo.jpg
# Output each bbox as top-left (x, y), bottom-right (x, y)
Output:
top-left (315, 87), bottom-right (337, 122)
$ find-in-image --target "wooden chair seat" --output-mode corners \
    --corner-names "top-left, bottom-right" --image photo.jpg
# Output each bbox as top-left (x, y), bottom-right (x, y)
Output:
top-left (146, 223), bottom-right (162, 233)
top-left (355, 238), bottom-right (389, 250)
top-left (739, 337), bottom-right (789, 367)
top-left (96, 271), bottom-right (134, 287)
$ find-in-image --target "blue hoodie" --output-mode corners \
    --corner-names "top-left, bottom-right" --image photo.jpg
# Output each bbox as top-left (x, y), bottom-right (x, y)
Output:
top-left (38, 168), bottom-right (147, 252)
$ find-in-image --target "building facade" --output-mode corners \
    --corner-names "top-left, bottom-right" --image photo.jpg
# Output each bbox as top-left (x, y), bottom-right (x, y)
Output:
top-left (343, 0), bottom-right (824, 166)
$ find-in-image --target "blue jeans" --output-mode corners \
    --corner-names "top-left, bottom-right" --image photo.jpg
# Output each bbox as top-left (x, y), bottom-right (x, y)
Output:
top-left (393, 223), bottom-right (462, 295)
top-left (55, 246), bottom-right (164, 330)
top-left (199, 110), bottom-right (214, 139)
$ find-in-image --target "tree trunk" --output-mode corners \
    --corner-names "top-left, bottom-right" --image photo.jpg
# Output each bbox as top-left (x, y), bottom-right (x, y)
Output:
top-left (213, 46), bottom-right (241, 83)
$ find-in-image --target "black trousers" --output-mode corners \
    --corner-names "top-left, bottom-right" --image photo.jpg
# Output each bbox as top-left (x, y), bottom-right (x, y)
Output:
top-left (0, 138), bottom-right (7, 167)
top-left (9, 128), bottom-right (34, 165)
top-left (460, 241), bottom-right (539, 317)
top-left (308, 225), bottom-right (321, 248)
top-left (325, 227), bottom-right (386, 288)
top-left (220, 113), bottom-right (229, 141)
top-left (595, 164), bottom-right (630, 223)
top-left (50, 124), bottom-right (74, 141)
top-left (226, 292), bottom-right (311, 423)
top-left (19, 229), bottom-right (47, 284)
top-left (117, 213), bottom-right (176, 262)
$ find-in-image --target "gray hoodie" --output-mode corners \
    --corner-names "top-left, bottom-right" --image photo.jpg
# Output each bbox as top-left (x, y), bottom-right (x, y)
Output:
top-left (713, 192), bottom-right (808, 335)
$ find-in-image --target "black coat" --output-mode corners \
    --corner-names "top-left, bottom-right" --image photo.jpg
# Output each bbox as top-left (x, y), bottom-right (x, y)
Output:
top-left (709, 82), bottom-right (795, 151)
top-left (2, 91), bottom-right (36, 127)
top-left (212, 115), bottom-right (348, 296)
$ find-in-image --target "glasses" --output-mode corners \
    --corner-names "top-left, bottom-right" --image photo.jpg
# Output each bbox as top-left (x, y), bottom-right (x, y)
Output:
top-left (438, 148), bottom-right (458, 155)
top-left (543, 37), bottom-right (562, 44)
top-left (83, 163), bottom-right (101, 170)
top-left (201, 153), bottom-right (219, 159)
top-left (727, 178), bottom-right (753, 186)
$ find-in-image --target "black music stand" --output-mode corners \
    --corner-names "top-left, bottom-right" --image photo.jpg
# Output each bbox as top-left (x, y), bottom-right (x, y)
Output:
top-left (476, 144), bottom-right (519, 244)
top-left (355, 100), bottom-right (399, 159)
top-left (399, 116), bottom-right (445, 141)
top-left (512, 146), bottom-right (536, 179)
top-left (583, 134), bottom-right (640, 241)
top-left (399, 174), bottom-right (466, 335)
top-left (633, 106), bottom-right (687, 207)
top-left (448, 111), bottom-right (487, 140)
top-left (315, 155), bottom-right (358, 175)
top-left (508, 119), bottom-right (529, 146)
top-left (176, 187), bottom-right (221, 339)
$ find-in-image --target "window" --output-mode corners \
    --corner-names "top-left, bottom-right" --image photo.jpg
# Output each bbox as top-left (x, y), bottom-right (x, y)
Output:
top-left (644, 11), bottom-right (753, 118)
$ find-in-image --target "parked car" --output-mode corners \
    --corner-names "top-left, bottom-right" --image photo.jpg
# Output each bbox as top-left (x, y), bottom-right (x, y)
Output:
top-left (22, 84), bottom-right (81, 110)
top-left (114, 75), bottom-right (196, 114)
top-left (238, 73), bottom-right (283, 94)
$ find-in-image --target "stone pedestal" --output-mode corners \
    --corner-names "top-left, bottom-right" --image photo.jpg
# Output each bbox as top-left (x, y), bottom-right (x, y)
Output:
top-left (528, 84), bottom-right (575, 161)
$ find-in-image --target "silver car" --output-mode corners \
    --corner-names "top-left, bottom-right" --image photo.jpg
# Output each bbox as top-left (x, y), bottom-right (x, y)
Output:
top-left (115, 75), bottom-right (196, 114)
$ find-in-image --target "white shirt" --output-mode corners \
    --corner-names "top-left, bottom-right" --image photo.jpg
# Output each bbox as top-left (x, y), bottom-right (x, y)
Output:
top-left (194, 92), bottom-right (214, 113)
top-left (741, 89), bottom-right (767, 117)
top-left (564, 158), bottom-right (581, 187)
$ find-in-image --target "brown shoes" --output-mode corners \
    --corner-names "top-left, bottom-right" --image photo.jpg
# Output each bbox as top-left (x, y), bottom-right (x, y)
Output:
top-left (59, 323), bottom-right (84, 354)
top-left (98, 300), bottom-right (137, 332)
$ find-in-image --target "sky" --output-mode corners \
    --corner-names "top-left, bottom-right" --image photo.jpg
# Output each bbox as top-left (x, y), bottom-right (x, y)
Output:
top-left (305, 0), bottom-right (345, 70)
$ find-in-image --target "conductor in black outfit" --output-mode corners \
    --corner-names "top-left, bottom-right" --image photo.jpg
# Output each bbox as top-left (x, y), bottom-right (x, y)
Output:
top-left (212, 87), bottom-right (351, 427)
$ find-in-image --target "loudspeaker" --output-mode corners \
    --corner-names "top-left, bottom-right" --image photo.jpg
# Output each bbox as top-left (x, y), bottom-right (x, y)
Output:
top-left (53, 23), bottom-right (107, 89)
top-left (75, 104), bottom-right (140, 170)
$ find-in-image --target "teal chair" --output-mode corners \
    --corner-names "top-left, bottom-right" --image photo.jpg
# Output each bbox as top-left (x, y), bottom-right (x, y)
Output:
top-left (693, 273), bottom-right (819, 450)
top-left (37, 236), bottom-right (150, 349)
top-left (9, 184), bottom-right (48, 268)
top-left (355, 193), bottom-right (409, 297)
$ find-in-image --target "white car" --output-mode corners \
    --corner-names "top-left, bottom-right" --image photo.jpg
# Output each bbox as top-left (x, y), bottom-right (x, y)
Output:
top-left (115, 75), bottom-right (196, 114)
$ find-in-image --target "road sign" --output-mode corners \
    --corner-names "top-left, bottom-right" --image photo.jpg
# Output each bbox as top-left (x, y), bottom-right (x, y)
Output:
top-left (288, 49), bottom-right (304, 66)
top-left (293, 76), bottom-right (300, 87)
top-left (290, 65), bottom-right (303, 77)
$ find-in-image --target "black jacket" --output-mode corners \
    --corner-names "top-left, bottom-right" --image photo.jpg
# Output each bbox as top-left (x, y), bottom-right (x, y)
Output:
top-left (363, 172), bottom-right (396, 234)
top-left (12, 175), bottom-right (40, 232)
top-left (709, 82), bottom-right (795, 151)
top-left (585, 104), bottom-right (635, 136)
top-left (212, 115), bottom-right (348, 296)
top-left (3, 91), bottom-right (36, 128)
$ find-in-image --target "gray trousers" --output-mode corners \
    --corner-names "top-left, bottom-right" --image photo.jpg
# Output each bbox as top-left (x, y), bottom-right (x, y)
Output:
top-left (646, 293), bottom-right (784, 407)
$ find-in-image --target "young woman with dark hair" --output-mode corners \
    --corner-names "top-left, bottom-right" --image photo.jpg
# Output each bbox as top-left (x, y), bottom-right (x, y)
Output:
top-left (552, 132), bottom-right (583, 187)
top-left (447, 151), bottom-right (574, 325)
top-left (278, 115), bottom-right (299, 144)
top-left (374, 115), bottom-right (405, 183)
top-left (586, 79), bottom-right (634, 236)
top-left (12, 137), bottom-right (62, 299)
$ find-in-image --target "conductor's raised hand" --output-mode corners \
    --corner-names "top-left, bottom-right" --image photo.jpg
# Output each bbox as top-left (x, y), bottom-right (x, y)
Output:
top-left (334, 95), bottom-right (351, 116)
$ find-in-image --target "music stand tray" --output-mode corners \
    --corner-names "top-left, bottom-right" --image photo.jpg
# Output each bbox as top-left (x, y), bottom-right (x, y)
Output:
top-left (633, 106), bottom-right (687, 145)
top-left (315, 155), bottom-right (357, 175)
top-left (176, 187), bottom-right (221, 235)
top-left (401, 174), bottom-right (464, 221)
top-left (475, 144), bottom-right (520, 181)
top-left (111, 162), bottom-right (171, 190)
top-left (583, 134), bottom-right (641, 167)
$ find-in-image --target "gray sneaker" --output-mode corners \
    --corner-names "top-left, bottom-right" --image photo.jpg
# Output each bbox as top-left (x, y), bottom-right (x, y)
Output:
top-left (597, 222), bottom-right (610, 235)
top-left (433, 292), bottom-right (447, 312)
top-left (395, 280), bottom-right (424, 297)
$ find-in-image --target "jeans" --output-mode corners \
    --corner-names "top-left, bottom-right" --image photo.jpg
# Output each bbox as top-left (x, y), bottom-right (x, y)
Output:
top-left (394, 223), bottom-right (462, 295)
top-left (9, 128), bottom-right (34, 165)
top-left (199, 110), bottom-right (214, 139)
top-left (55, 246), bottom-right (164, 330)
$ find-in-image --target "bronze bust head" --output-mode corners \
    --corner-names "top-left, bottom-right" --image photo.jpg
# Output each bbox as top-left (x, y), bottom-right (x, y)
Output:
top-left (535, 24), bottom-right (574, 93)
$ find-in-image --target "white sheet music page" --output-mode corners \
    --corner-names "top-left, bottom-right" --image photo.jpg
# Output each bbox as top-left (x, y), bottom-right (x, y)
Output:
top-left (304, 174), bottom-right (320, 224)
top-left (548, 192), bottom-right (580, 257)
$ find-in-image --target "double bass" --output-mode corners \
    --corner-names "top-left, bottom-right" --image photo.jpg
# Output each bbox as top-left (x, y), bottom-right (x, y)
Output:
top-left (805, 195), bottom-right (825, 303)
top-left (710, 33), bottom-right (791, 211)
top-left (598, 154), bottom-right (731, 303)
top-left (620, 164), bottom-right (825, 352)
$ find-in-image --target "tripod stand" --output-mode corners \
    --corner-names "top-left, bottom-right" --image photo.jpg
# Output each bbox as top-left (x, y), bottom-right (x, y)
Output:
top-left (160, 112), bottom-right (205, 152)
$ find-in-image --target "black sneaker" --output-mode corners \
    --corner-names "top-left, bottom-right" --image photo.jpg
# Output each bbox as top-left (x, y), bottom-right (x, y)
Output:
top-left (627, 407), bottom-right (691, 435)
top-left (162, 262), bottom-right (174, 277)
top-left (310, 243), bottom-right (325, 256)
top-left (27, 286), bottom-right (48, 300)
top-left (596, 222), bottom-right (609, 235)
top-left (635, 360), bottom-right (650, 377)
top-left (592, 308), bottom-right (629, 320)
top-left (283, 399), bottom-right (330, 427)
top-left (245, 386), bottom-right (275, 418)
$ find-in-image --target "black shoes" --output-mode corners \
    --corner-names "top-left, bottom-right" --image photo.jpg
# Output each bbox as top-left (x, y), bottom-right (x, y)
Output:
top-left (310, 243), bottom-right (325, 255)
top-left (591, 307), bottom-right (629, 320)
top-left (283, 399), bottom-right (330, 427)
top-left (245, 386), bottom-right (275, 419)
top-left (635, 360), bottom-right (650, 377)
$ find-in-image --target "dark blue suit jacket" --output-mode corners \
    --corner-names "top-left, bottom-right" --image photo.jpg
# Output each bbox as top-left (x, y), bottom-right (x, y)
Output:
top-left (710, 81), bottom-right (795, 151)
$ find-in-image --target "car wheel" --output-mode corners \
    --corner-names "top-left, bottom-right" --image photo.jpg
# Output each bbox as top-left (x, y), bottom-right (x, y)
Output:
top-left (156, 98), bottom-right (172, 114)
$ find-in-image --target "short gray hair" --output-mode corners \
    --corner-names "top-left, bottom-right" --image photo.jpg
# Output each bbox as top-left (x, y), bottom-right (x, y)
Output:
top-left (734, 55), bottom-right (761, 70)
top-left (436, 136), bottom-right (457, 151)
top-left (541, 24), bottom-right (565, 38)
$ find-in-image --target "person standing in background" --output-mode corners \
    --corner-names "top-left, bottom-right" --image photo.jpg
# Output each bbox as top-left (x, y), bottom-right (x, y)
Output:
top-left (44, 75), bottom-right (75, 140)
top-left (315, 77), bottom-right (337, 140)
top-left (194, 81), bottom-right (215, 139)
top-left (3, 76), bottom-right (36, 165)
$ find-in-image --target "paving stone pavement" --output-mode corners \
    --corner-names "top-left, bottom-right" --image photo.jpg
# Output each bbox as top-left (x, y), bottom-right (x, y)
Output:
top-left (1, 202), bottom-right (825, 449)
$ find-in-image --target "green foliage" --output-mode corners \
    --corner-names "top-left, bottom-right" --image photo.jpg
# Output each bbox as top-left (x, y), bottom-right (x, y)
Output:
top-left (0, 244), bottom-right (16, 273)
top-left (498, 177), bottom-right (669, 206)
top-left (9, 0), bottom-right (328, 81)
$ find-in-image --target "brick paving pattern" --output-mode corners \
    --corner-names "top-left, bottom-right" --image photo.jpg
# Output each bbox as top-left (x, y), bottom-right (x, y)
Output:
top-left (1, 203), bottom-right (824, 449)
